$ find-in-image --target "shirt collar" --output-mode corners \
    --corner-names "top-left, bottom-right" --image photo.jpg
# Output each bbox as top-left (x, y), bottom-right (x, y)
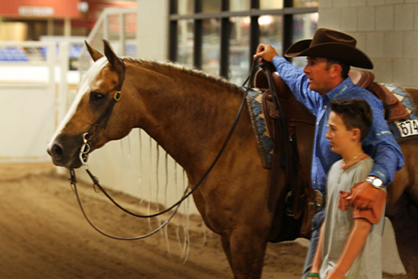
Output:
top-left (324, 77), bottom-right (354, 101)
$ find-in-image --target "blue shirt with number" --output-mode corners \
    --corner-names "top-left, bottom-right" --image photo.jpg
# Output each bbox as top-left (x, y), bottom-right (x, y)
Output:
top-left (272, 56), bottom-right (405, 192)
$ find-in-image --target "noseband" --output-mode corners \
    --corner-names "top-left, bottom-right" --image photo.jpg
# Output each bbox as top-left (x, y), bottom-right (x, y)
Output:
top-left (79, 58), bottom-right (125, 168)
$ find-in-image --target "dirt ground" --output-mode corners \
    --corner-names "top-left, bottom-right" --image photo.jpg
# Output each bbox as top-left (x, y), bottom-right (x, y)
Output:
top-left (0, 163), bottom-right (407, 279)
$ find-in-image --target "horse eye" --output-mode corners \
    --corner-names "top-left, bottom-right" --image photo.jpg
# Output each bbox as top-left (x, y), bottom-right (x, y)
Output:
top-left (90, 92), bottom-right (105, 102)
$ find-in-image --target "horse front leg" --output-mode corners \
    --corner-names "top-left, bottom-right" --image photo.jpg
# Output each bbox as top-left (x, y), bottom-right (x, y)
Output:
top-left (220, 230), bottom-right (268, 279)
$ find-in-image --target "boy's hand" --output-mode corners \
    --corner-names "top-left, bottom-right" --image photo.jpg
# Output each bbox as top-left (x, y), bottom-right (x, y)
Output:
top-left (346, 181), bottom-right (380, 209)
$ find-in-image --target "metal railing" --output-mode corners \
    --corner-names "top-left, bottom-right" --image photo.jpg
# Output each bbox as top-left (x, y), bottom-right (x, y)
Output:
top-left (78, 7), bottom-right (137, 79)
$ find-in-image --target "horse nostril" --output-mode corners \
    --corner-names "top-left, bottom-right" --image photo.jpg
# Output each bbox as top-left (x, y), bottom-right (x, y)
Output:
top-left (50, 143), bottom-right (64, 160)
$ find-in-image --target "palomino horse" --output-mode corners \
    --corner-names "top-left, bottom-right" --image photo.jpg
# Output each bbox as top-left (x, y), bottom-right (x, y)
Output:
top-left (47, 41), bottom-right (418, 278)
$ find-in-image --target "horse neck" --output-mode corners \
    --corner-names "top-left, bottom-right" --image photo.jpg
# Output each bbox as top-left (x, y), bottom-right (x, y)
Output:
top-left (129, 62), bottom-right (249, 177)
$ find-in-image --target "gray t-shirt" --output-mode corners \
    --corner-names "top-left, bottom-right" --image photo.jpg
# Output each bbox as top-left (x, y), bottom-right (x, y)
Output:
top-left (320, 157), bottom-right (385, 279)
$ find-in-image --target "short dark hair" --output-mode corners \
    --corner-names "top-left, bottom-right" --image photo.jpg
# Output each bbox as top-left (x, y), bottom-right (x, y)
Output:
top-left (329, 98), bottom-right (373, 142)
top-left (326, 59), bottom-right (350, 79)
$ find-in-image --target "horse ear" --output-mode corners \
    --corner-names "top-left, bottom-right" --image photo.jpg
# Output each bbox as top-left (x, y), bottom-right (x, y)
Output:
top-left (85, 40), bottom-right (103, 62)
top-left (103, 39), bottom-right (124, 74)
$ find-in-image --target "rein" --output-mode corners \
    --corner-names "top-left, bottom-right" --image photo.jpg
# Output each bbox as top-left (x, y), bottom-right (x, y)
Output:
top-left (68, 59), bottom-right (260, 240)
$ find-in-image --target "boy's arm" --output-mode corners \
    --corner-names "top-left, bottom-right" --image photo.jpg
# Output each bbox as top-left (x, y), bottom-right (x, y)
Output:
top-left (309, 224), bottom-right (325, 278)
top-left (326, 218), bottom-right (372, 279)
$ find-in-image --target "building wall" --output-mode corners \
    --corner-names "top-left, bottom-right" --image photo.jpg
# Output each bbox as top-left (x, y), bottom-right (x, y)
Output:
top-left (319, 0), bottom-right (418, 89)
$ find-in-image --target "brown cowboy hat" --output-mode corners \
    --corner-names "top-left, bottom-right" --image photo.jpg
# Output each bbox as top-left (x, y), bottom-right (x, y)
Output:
top-left (285, 28), bottom-right (373, 69)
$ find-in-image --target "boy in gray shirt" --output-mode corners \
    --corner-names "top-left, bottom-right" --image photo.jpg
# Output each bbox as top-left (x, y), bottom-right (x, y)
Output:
top-left (309, 98), bottom-right (386, 279)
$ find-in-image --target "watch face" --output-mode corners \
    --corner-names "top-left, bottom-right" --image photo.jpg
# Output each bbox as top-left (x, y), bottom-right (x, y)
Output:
top-left (367, 177), bottom-right (383, 187)
top-left (373, 178), bottom-right (383, 187)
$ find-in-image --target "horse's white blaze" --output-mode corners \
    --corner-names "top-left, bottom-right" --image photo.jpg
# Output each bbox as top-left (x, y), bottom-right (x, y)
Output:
top-left (47, 57), bottom-right (109, 148)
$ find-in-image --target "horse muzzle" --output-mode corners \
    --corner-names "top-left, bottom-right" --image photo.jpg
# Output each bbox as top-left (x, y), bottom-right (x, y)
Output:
top-left (47, 134), bottom-right (84, 169)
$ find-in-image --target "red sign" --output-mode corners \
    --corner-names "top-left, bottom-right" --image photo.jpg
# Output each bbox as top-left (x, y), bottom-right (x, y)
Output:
top-left (0, 0), bottom-right (81, 18)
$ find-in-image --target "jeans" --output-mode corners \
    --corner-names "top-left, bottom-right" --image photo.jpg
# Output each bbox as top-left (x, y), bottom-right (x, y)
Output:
top-left (301, 208), bottom-right (325, 279)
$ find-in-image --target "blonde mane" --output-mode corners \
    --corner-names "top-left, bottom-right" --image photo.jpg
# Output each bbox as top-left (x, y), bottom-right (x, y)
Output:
top-left (122, 57), bottom-right (242, 94)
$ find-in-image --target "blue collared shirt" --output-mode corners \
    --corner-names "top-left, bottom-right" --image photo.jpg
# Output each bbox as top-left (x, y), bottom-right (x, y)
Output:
top-left (273, 56), bottom-right (404, 192)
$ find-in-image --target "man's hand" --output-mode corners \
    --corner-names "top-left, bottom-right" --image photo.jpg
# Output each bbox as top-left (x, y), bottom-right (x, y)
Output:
top-left (253, 44), bottom-right (279, 63)
top-left (347, 181), bottom-right (381, 209)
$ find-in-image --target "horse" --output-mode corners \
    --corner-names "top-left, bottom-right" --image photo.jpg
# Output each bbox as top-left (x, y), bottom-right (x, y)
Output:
top-left (47, 40), bottom-right (418, 278)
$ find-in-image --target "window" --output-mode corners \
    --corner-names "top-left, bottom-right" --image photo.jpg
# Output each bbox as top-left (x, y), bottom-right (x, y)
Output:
top-left (177, 19), bottom-right (194, 67)
top-left (202, 18), bottom-right (221, 76)
top-left (169, 0), bottom-right (318, 85)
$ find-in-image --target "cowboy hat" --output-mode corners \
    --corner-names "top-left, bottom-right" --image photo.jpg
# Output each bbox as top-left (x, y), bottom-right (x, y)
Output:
top-left (285, 28), bottom-right (373, 69)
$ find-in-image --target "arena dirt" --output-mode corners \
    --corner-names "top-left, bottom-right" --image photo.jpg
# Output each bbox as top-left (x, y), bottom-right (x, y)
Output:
top-left (0, 163), bottom-right (406, 279)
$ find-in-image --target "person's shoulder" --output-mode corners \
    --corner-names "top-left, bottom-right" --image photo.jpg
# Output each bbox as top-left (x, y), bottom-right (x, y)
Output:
top-left (356, 156), bottom-right (374, 171)
top-left (362, 156), bottom-right (374, 165)
top-left (330, 159), bottom-right (343, 172)
top-left (349, 83), bottom-right (373, 95)
top-left (349, 84), bottom-right (383, 106)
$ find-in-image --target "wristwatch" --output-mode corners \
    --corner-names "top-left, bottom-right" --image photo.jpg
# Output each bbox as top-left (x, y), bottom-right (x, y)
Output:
top-left (366, 176), bottom-right (384, 188)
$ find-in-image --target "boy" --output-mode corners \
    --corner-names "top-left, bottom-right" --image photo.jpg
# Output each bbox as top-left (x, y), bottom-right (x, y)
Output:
top-left (308, 98), bottom-right (387, 279)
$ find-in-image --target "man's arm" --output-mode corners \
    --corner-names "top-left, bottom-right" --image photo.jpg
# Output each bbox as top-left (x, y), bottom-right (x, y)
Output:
top-left (366, 95), bottom-right (405, 186)
top-left (254, 44), bottom-right (322, 116)
top-left (350, 95), bottom-right (404, 209)
top-left (325, 218), bottom-right (372, 279)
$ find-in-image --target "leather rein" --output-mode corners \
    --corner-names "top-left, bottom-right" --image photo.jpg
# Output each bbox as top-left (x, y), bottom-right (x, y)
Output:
top-left (68, 58), bottom-right (259, 240)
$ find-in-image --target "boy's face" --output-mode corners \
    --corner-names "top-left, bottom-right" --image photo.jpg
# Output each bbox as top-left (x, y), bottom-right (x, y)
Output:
top-left (326, 111), bottom-right (356, 155)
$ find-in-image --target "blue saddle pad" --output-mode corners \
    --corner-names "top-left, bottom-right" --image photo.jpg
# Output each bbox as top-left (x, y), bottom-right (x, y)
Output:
top-left (245, 88), bottom-right (273, 169)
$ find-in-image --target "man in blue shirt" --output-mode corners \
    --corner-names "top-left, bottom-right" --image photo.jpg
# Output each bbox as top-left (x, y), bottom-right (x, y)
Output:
top-left (253, 28), bottom-right (404, 278)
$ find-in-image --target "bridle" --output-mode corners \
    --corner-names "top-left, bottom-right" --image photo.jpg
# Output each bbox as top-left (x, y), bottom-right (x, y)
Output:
top-left (68, 58), bottom-right (260, 240)
top-left (78, 58), bottom-right (125, 169)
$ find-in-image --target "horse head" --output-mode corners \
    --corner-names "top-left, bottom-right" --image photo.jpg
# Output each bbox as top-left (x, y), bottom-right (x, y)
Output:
top-left (47, 40), bottom-right (138, 168)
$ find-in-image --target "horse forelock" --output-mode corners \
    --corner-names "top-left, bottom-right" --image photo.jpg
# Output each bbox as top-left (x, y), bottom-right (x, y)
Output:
top-left (47, 57), bottom-right (110, 147)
